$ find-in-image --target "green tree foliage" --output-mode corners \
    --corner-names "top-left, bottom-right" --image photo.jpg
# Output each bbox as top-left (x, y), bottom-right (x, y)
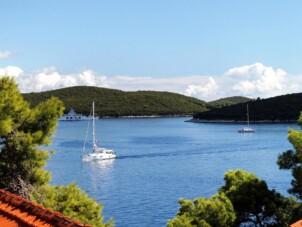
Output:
top-left (31, 183), bottom-right (114, 227)
top-left (167, 194), bottom-right (235, 227)
top-left (0, 77), bottom-right (113, 226)
top-left (278, 112), bottom-right (302, 199)
top-left (168, 169), bottom-right (301, 227)
top-left (219, 169), bottom-right (300, 226)
top-left (0, 76), bottom-right (64, 198)
top-left (22, 86), bottom-right (208, 117)
top-left (207, 96), bottom-right (252, 109)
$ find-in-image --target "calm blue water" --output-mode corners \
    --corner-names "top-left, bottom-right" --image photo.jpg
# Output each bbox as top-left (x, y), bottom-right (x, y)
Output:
top-left (46, 117), bottom-right (298, 227)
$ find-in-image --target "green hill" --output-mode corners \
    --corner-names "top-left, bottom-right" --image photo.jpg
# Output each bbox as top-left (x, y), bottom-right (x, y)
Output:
top-left (22, 86), bottom-right (208, 117)
top-left (208, 96), bottom-right (252, 108)
top-left (194, 93), bottom-right (302, 122)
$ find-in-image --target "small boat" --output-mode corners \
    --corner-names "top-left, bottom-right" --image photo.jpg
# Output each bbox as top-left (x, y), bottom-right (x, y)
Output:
top-left (82, 102), bottom-right (116, 161)
top-left (59, 108), bottom-right (93, 121)
top-left (238, 127), bottom-right (255, 133)
top-left (238, 104), bottom-right (255, 133)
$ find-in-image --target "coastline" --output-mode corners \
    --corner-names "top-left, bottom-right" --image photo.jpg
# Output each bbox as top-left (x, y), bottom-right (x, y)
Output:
top-left (101, 114), bottom-right (192, 119)
top-left (185, 118), bottom-right (298, 124)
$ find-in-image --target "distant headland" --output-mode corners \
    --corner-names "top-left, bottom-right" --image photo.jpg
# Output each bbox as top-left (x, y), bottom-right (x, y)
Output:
top-left (192, 92), bottom-right (302, 123)
top-left (22, 86), bottom-right (302, 122)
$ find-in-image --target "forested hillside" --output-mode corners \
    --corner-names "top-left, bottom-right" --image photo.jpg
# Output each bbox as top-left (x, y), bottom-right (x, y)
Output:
top-left (207, 96), bottom-right (252, 108)
top-left (23, 86), bottom-right (208, 117)
top-left (194, 93), bottom-right (302, 122)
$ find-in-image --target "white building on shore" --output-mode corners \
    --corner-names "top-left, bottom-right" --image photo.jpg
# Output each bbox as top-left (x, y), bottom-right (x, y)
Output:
top-left (59, 109), bottom-right (95, 121)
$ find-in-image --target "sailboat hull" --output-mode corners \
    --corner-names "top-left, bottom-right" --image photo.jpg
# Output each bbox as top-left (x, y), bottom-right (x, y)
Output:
top-left (238, 127), bottom-right (255, 133)
top-left (83, 152), bottom-right (117, 162)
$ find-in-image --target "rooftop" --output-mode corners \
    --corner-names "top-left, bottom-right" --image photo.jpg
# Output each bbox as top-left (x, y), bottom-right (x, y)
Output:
top-left (291, 219), bottom-right (302, 227)
top-left (0, 189), bottom-right (91, 227)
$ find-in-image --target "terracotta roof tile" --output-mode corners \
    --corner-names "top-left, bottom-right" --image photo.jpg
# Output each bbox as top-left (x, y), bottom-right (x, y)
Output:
top-left (0, 189), bottom-right (91, 227)
top-left (290, 219), bottom-right (302, 227)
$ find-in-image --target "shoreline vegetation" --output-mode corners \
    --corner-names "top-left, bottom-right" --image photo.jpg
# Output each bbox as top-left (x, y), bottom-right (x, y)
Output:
top-left (23, 86), bottom-right (208, 117)
top-left (23, 86), bottom-right (302, 122)
top-left (98, 114), bottom-right (192, 119)
top-left (193, 92), bottom-right (302, 123)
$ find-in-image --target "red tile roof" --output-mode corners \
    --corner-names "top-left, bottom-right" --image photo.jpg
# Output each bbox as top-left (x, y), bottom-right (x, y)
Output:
top-left (0, 189), bottom-right (91, 227)
top-left (290, 219), bottom-right (302, 227)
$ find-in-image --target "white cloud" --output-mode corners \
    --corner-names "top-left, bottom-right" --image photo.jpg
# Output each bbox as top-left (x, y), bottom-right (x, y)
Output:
top-left (232, 81), bottom-right (255, 95)
top-left (0, 66), bottom-right (109, 93)
top-left (0, 66), bottom-right (218, 100)
top-left (225, 63), bottom-right (289, 97)
top-left (0, 66), bottom-right (23, 78)
top-left (16, 67), bottom-right (109, 92)
top-left (0, 51), bottom-right (13, 59)
top-left (184, 77), bottom-right (219, 99)
top-left (0, 63), bottom-right (301, 102)
top-left (224, 63), bottom-right (266, 80)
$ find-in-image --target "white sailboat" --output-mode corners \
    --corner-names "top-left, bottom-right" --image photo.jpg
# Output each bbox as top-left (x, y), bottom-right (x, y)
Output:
top-left (82, 102), bottom-right (117, 161)
top-left (238, 104), bottom-right (255, 133)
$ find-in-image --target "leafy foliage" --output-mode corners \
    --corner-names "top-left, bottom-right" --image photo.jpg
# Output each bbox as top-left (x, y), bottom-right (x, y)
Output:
top-left (169, 169), bottom-right (301, 227)
top-left (194, 93), bottom-right (302, 121)
top-left (167, 194), bottom-right (235, 227)
top-left (31, 183), bottom-right (113, 227)
top-left (0, 76), bottom-right (64, 198)
top-left (0, 77), bottom-right (113, 226)
top-left (278, 112), bottom-right (302, 199)
top-left (22, 86), bottom-right (208, 117)
top-left (219, 169), bottom-right (300, 226)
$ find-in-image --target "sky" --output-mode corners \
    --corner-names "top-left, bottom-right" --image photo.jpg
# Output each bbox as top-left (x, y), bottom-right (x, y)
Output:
top-left (1, 0), bottom-right (302, 101)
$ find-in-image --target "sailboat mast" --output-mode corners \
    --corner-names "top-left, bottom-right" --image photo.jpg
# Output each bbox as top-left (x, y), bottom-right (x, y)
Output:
top-left (92, 102), bottom-right (96, 147)
top-left (247, 104), bottom-right (249, 127)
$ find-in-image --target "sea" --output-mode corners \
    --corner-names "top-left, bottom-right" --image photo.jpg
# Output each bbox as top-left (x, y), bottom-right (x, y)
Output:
top-left (45, 117), bottom-right (298, 227)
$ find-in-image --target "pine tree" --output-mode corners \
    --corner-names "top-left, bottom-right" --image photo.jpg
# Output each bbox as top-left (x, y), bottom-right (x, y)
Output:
top-left (0, 76), bottom-right (64, 198)
top-left (0, 76), bottom-right (114, 226)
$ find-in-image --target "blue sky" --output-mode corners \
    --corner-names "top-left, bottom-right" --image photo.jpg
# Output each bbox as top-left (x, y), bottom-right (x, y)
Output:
top-left (1, 1), bottom-right (302, 101)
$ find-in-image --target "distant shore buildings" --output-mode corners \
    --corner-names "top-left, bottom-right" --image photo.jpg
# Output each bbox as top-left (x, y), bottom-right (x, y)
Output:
top-left (59, 109), bottom-right (94, 121)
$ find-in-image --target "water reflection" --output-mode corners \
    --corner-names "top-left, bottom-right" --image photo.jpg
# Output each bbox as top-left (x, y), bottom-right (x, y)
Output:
top-left (86, 159), bottom-right (116, 193)
top-left (89, 159), bottom-right (116, 172)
